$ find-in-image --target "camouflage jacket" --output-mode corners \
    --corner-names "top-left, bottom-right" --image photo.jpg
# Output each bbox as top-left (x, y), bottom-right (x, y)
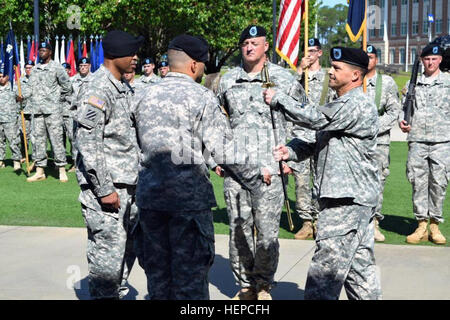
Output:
top-left (15, 76), bottom-right (33, 115)
top-left (0, 84), bottom-right (18, 123)
top-left (401, 71), bottom-right (450, 143)
top-left (136, 73), bottom-right (161, 85)
top-left (74, 65), bottom-right (139, 198)
top-left (217, 62), bottom-right (307, 175)
top-left (67, 72), bottom-right (93, 116)
top-left (135, 72), bottom-right (261, 211)
top-left (366, 72), bottom-right (401, 145)
top-left (274, 86), bottom-right (380, 207)
top-left (24, 60), bottom-right (72, 115)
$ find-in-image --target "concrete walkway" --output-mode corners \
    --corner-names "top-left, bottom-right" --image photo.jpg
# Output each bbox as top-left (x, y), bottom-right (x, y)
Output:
top-left (0, 225), bottom-right (449, 300)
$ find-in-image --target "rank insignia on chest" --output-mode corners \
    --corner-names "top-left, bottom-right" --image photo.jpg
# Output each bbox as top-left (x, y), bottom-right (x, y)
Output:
top-left (88, 96), bottom-right (105, 110)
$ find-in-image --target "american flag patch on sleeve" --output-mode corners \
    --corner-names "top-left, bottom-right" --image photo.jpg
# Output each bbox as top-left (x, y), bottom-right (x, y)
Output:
top-left (87, 96), bottom-right (105, 110)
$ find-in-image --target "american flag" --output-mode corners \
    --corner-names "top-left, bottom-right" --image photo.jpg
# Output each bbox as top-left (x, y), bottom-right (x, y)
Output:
top-left (275, 0), bottom-right (305, 70)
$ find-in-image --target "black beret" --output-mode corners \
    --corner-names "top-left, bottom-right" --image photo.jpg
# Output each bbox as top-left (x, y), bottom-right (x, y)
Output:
top-left (239, 25), bottom-right (267, 44)
top-left (25, 60), bottom-right (35, 66)
top-left (308, 38), bottom-right (321, 48)
top-left (103, 30), bottom-right (144, 58)
top-left (168, 34), bottom-right (209, 63)
top-left (421, 43), bottom-right (443, 57)
top-left (366, 44), bottom-right (378, 56)
top-left (78, 57), bottom-right (90, 65)
top-left (331, 46), bottom-right (369, 69)
top-left (39, 41), bottom-right (52, 51)
top-left (143, 57), bottom-right (154, 65)
top-left (158, 61), bottom-right (169, 68)
top-left (62, 62), bottom-right (71, 69)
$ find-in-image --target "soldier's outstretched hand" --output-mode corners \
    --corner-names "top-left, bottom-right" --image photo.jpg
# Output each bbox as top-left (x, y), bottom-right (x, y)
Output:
top-left (101, 192), bottom-right (121, 210)
top-left (263, 88), bottom-right (275, 105)
top-left (273, 144), bottom-right (289, 162)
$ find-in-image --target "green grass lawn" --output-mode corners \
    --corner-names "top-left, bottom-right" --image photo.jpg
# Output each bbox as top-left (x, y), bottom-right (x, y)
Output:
top-left (0, 141), bottom-right (448, 246)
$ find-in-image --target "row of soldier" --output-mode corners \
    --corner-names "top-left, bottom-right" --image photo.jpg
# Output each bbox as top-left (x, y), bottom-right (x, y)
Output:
top-left (0, 48), bottom-right (170, 181)
top-left (0, 25), bottom-right (448, 300)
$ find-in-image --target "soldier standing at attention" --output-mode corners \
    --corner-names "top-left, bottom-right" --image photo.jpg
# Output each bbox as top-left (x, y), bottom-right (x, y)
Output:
top-left (158, 60), bottom-right (169, 78)
top-left (61, 62), bottom-right (75, 171)
top-left (290, 38), bottom-right (335, 240)
top-left (365, 44), bottom-right (402, 242)
top-left (134, 34), bottom-right (261, 300)
top-left (216, 25), bottom-right (306, 300)
top-left (0, 72), bottom-right (22, 171)
top-left (24, 41), bottom-right (73, 182)
top-left (137, 57), bottom-right (160, 85)
top-left (74, 30), bottom-right (143, 299)
top-left (400, 44), bottom-right (450, 245)
top-left (267, 47), bottom-right (382, 300)
top-left (67, 57), bottom-right (92, 173)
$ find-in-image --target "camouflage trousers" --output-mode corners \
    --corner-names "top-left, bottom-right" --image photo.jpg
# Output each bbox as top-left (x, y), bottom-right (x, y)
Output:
top-left (33, 113), bottom-right (67, 167)
top-left (18, 114), bottom-right (34, 159)
top-left (374, 144), bottom-right (391, 220)
top-left (63, 115), bottom-right (77, 163)
top-left (137, 209), bottom-right (215, 300)
top-left (0, 121), bottom-right (22, 161)
top-left (80, 185), bottom-right (138, 299)
top-left (293, 157), bottom-right (318, 221)
top-left (305, 201), bottom-right (382, 300)
top-left (224, 175), bottom-right (284, 290)
top-left (407, 141), bottom-right (450, 223)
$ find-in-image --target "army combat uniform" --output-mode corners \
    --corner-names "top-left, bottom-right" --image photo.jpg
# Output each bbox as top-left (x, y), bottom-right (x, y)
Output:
top-left (136, 73), bottom-right (161, 86)
top-left (0, 83), bottom-right (21, 165)
top-left (74, 65), bottom-right (139, 299)
top-left (217, 62), bottom-right (306, 293)
top-left (366, 72), bottom-right (401, 221)
top-left (274, 84), bottom-right (382, 300)
top-left (24, 59), bottom-right (72, 168)
top-left (402, 71), bottom-right (450, 226)
top-left (290, 69), bottom-right (335, 234)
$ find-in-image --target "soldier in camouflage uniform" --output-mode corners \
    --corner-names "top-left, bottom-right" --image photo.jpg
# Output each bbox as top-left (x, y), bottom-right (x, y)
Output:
top-left (16, 60), bottom-right (35, 169)
top-left (290, 38), bottom-right (335, 240)
top-left (22, 42), bottom-right (72, 182)
top-left (136, 57), bottom-right (161, 85)
top-left (73, 30), bottom-right (143, 299)
top-left (267, 47), bottom-right (382, 300)
top-left (216, 26), bottom-right (306, 300)
top-left (67, 57), bottom-right (93, 172)
top-left (400, 44), bottom-right (450, 245)
top-left (135, 34), bottom-right (261, 300)
top-left (60, 62), bottom-right (75, 170)
top-left (158, 60), bottom-right (170, 78)
top-left (365, 44), bottom-right (402, 242)
top-left (0, 73), bottom-right (21, 170)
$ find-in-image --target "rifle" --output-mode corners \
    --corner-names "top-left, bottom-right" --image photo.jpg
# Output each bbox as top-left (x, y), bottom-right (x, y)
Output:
top-left (403, 57), bottom-right (420, 125)
top-left (261, 62), bottom-right (294, 231)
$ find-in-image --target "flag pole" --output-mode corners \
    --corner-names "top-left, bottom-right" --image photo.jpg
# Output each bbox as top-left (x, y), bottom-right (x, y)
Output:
top-left (363, 0), bottom-right (367, 93)
top-left (304, 0), bottom-right (309, 95)
top-left (15, 67), bottom-right (30, 175)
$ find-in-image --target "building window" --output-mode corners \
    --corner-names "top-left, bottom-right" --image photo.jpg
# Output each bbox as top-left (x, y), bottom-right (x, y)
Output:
top-left (370, 29), bottom-right (376, 37)
top-left (411, 48), bottom-right (417, 63)
top-left (392, 0), bottom-right (398, 6)
top-left (390, 49), bottom-right (396, 64)
top-left (436, 19), bottom-right (442, 33)
top-left (380, 24), bottom-right (385, 37)
top-left (412, 21), bottom-right (419, 34)
top-left (391, 23), bottom-right (397, 36)
top-left (401, 0), bottom-right (407, 4)
top-left (401, 22), bottom-right (407, 35)
top-left (413, 0), bottom-right (420, 3)
top-left (377, 49), bottom-right (382, 63)
top-left (400, 48), bottom-right (406, 64)
top-left (381, 0), bottom-right (385, 8)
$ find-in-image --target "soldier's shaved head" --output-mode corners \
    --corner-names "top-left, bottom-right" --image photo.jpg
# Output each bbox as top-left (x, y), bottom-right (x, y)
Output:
top-left (167, 48), bottom-right (205, 83)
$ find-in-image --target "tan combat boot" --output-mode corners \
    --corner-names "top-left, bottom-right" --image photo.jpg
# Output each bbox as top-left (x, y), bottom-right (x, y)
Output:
top-left (294, 221), bottom-right (314, 240)
top-left (257, 285), bottom-right (272, 300)
top-left (59, 166), bottom-right (68, 183)
top-left (232, 287), bottom-right (257, 300)
top-left (26, 167), bottom-right (46, 182)
top-left (0, 161), bottom-right (5, 168)
top-left (374, 218), bottom-right (385, 242)
top-left (406, 220), bottom-right (428, 244)
top-left (13, 161), bottom-right (21, 171)
top-left (429, 219), bottom-right (446, 245)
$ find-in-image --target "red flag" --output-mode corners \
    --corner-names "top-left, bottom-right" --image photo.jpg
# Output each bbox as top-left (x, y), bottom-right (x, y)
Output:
top-left (276, 0), bottom-right (306, 70)
top-left (66, 40), bottom-right (77, 76)
top-left (29, 41), bottom-right (36, 62)
top-left (82, 42), bottom-right (87, 58)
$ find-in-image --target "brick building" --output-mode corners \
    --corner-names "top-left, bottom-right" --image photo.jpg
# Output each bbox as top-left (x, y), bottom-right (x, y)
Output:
top-left (368, 0), bottom-right (449, 68)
